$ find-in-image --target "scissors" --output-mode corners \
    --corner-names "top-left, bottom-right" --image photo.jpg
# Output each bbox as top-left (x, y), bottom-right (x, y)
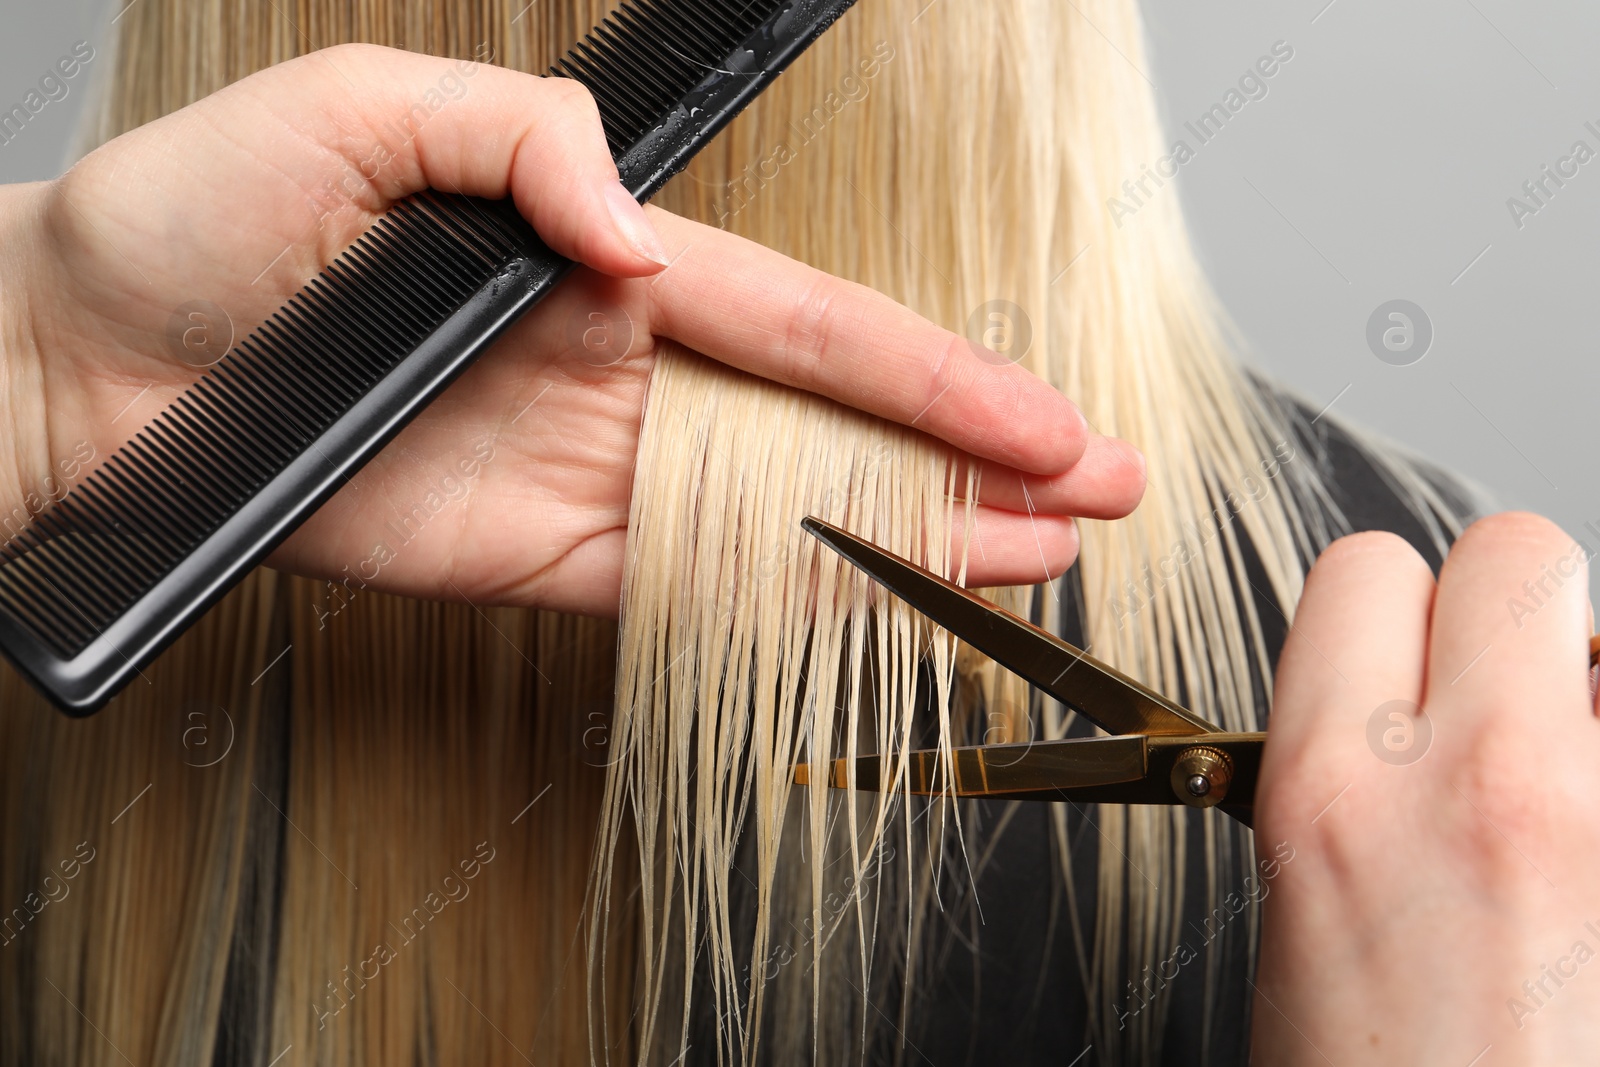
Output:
top-left (793, 517), bottom-right (1600, 829)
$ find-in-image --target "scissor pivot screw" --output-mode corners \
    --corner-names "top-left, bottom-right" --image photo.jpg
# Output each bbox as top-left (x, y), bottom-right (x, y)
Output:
top-left (1171, 746), bottom-right (1233, 808)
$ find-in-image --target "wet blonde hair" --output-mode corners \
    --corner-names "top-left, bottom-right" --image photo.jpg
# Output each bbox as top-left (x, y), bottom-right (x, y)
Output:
top-left (0, 1), bottom-right (1465, 1065)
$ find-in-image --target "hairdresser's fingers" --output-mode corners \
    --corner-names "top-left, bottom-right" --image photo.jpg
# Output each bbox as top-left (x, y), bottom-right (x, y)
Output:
top-left (1258, 532), bottom-right (1434, 786)
top-left (958, 436), bottom-right (1146, 520)
top-left (947, 510), bottom-right (1078, 588)
top-left (1424, 513), bottom-right (1594, 739)
top-left (639, 209), bottom-right (1097, 477)
top-left (534, 514), bottom-right (1075, 617)
top-left (225, 44), bottom-right (667, 276)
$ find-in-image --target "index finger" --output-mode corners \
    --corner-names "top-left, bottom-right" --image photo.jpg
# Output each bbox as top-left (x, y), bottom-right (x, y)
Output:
top-left (1259, 532), bottom-right (1434, 798)
top-left (640, 208), bottom-right (1092, 476)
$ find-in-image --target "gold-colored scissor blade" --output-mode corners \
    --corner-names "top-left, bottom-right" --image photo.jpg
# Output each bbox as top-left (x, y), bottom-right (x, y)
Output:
top-left (801, 517), bottom-right (1220, 738)
top-left (794, 732), bottom-right (1265, 824)
top-left (795, 734), bottom-right (1149, 798)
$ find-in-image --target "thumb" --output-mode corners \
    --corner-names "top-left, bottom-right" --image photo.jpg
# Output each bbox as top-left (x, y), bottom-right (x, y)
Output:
top-left (223, 43), bottom-right (670, 277)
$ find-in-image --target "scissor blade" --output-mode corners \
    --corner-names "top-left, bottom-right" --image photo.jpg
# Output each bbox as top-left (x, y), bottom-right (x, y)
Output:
top-left (793, 732), bottom-right (1264, 822)
top-left (801, 517), bottom-right (1219, 737)
top-left (796, 734), bottom-right (1150, 797)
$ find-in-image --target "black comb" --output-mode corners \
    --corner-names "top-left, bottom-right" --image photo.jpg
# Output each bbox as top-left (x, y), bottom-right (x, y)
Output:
top-left (0, 0), bottom-right (859, 714)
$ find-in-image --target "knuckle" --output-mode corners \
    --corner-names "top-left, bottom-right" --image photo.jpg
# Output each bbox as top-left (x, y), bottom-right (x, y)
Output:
top-left (781, 275), bottom-right (841, 382)
top-left (1450, 720), bottom-right (1585, 854)
top-left (936, 332), bottom-right (1001, 415)
top-left (1456, 511), bottom-right (1572, 560)
top-left (1254, 775), bottom-right (1364, 877)
top-left (549, 76), bottom-right (599, 115)
top-left (1312, 529), bottom-right (1428, 579)
top-left (315, 42), bottom-right (382, 66)
top-left (1298, 531), bottom-right (1433, 618)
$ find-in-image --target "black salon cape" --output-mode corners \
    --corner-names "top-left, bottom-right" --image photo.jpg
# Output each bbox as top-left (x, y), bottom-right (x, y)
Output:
top-left (896, 396), bottom-right (1481, 1067)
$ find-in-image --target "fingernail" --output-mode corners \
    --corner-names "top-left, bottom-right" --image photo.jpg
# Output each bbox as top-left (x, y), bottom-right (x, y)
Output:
top-left (603, 181), bottom-right (671, 268)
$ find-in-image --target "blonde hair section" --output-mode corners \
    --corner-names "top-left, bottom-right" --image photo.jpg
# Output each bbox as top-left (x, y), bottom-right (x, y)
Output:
top-left (599, 0), bottom-right (1389, 1063)
top-left (0, 1), bottom-right (1472, 1066)
top-left (9, 3), bottom-right (631, 1067)
top-left (592, 344), bottom-right (973, 1064)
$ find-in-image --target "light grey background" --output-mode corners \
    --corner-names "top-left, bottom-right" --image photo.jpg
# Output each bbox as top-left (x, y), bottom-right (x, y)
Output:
top-left (3, 0), bottom-right (1597, 590)
top-left (1140, 0), bottom-right (1600, 595)
top-left (0, 0), bottom-right (113, 183)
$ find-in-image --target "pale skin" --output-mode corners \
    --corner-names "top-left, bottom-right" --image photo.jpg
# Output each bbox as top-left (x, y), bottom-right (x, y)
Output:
top-left (0, 43), bottom-right (1146, 617)
top-left (1254, 513), bottom-right (1600, 1063)
top-left (0, 42), bottom-right (1590, 1061)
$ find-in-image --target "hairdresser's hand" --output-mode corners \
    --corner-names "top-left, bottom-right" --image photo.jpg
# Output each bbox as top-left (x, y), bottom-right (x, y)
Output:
top-left (1, 44), bottom-right (1144, 615)
top-left (1252, 513), bottom-right (1600, 1064)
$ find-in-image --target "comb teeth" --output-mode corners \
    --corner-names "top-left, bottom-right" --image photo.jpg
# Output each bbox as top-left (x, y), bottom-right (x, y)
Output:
top-left (0, 194), bottom-right (530, 658)
top-left (555, 0), bottom-right (781, 154)
top-left (0, 0), bottom-right (858, 712)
